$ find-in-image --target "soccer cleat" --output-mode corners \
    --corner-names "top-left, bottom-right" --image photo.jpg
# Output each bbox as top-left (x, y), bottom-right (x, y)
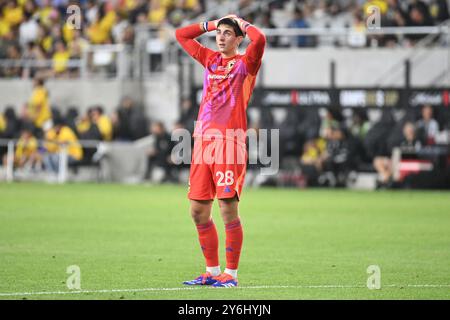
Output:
top-left (211, 273), bottom-right (238, 287)
top-left (183, 272), bottom-right (217, 285)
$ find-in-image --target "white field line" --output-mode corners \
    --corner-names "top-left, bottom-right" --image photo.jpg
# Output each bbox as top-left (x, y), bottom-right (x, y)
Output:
top-left (1, 284), bottom-right (450, 297)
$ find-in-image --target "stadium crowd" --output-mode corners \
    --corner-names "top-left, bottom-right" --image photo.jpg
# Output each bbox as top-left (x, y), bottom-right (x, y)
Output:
top-left (242, 101), bottom-right (450, 189)
top-left (0, 0), bottom-right (205, 78)
top-left (0, 0), bottom-right (449, 78)
top-left (1, 75), bottom-right (449, 188)
top-left (0, 0), bottom-right (449, 188)
top-left (0, 76), bottom-right (149, 173)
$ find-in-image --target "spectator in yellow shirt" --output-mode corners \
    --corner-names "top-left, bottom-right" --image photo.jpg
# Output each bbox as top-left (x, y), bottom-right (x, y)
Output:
top-left (0, 113), bottom-right (5, 133)
top-left (175, 0), bottom-right (202, 17)
top-left (0, 17), bottom-right (11, 37)
top-left (87, 4), bottom-right (116, 44)
top-left (76, 109), bottom-right (96, 138)
top-left (68, 29), bottom-right (89, 58)
top-left (91, 106), bottom-right (113, 141)
top-left (363, 0), bottom-right (388, 16)
top-left (43, 117), bottom-right (83, 173)
top-left (36, 0), bottom-right (53, 27)
top-left (52, 41), bottom-right (70, 76)
top-left (3, 0), bottom-right (24, 27)
top-left (76, 106), bottom-right (112, 141)
top-left (300, 137), bottom-right (327, 169)
top-left (300, 137), bottom-right (327, 186)
top-left (148, 0), bottom-right (167, 26)
top-left (14, 123), bottom-right (41, 170)
top-left (37, 24), bottom-right (53, 55)
top-left (26, 77), bottom-right (52, 133)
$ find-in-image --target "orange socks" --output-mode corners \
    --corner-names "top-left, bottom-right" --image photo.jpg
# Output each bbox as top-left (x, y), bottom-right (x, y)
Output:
top-left (225, 218), bottom-right (243, 270)
top-left (196, 219), bottom-right (219, 267)
top-left (196, 218), bottom-right (243, 274)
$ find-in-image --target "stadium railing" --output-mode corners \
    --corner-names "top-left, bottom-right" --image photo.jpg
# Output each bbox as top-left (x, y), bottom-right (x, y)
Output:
top-left (0, 136), bottom-right (154, 184)
top-left (0, 138), bottom-right (102, 184)
top-left (0, 23), bottom-right (448, 80)
top-left (0, 44), bottom-right (130, 80)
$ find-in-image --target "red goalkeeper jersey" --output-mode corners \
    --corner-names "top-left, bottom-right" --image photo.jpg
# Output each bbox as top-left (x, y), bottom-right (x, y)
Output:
top-left (176, 23), bottom-right (266, 145)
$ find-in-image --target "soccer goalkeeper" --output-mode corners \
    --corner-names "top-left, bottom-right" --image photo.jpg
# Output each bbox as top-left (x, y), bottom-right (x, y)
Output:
top-left (175, 15), bottom-right (266, 287)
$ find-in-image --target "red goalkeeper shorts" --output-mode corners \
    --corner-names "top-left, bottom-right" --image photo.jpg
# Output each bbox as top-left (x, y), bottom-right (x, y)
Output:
top-left (188, 139), bottom-right (247, 201)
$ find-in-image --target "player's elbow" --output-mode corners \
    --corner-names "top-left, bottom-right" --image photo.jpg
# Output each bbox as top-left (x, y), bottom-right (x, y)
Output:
top-left (175, 29), bottom-right (181, 41)
top-left (254, 32), bottom-right (266, 48)
top-left (260, 33), bottom-right (267, 45)
top-left (175, 28), bottom-right (184, 42)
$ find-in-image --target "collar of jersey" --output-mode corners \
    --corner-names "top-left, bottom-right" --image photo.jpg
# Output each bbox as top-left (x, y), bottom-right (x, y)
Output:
top-left (218, 53), bottom-right (240, 61)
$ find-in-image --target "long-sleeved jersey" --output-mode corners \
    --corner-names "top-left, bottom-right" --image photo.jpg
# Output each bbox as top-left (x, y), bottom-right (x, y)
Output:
top-left (176, 22), bottom-right (266, 145)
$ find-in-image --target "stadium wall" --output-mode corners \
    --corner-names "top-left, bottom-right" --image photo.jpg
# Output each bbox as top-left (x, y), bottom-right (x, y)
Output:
top-left (0, 48), bottom-right (447, 127)
top-left (0, 76), bottom-right (180, 129)
top-left (0, 79), bottom-right (128, 114)
top-left (192, 48), bottom-right (450, 88)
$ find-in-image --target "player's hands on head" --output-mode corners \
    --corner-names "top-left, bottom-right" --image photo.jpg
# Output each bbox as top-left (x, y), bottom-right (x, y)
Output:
top-left (234, 17), bottom-right (249, 37)
top-left (212, 14), bottom-right (249, 36)
top-left (211, 14), bottom-right (237, 29)
top-left (226, 15), bottom-right (249, 37)
top-left (223, 14), bottom-right (239, 20)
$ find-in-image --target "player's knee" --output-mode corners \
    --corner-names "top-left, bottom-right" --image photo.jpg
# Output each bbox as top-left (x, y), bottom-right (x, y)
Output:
top-left (190, 208), bottom-right (202, 222)
top-left (190, 203), bottom-right (211, 224)
top-left (191, 211), bottom-right (209, 224)
top-left (218, 196), bottom-right (238, 209)
top-left (218, 202), bottom-right (232, 215)
top-left (218, 198), bottom-right (238, 221)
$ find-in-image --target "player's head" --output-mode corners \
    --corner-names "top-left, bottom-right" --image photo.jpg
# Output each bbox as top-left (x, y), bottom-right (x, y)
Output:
top-left (216, 18), bottom-right (244, 55)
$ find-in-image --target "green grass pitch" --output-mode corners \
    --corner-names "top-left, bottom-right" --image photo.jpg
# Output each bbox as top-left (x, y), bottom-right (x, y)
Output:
top-left (0, 182), bottom-right (449, 300)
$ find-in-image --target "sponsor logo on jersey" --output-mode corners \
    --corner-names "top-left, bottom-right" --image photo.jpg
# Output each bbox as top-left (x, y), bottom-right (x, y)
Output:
top-left (208, 73), bottom-right (235, 80)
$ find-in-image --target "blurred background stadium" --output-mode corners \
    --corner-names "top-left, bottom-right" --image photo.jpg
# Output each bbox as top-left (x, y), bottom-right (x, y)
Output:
top-left (1, 0), bottom-right (450, 301)
top-left (0, 0), bottom-right (449, 190)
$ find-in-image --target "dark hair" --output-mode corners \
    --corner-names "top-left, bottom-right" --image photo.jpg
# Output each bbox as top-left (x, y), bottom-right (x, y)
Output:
top-left (53, 116), bottom-right (65, 127)
top-left (95, 105), bottom-right (104, 114)
top-left (21, 121), bottom-right (35, 133)
top-left (34, 77), bottom-right (45, 86)
top-left (154, 121), bottom-right (165, 129)
top-left (294, 7), bottom-right (304, 17)
top-left (217, 18), bottom-right (244, 37)
top-left (4, 106), bottom-right (17, 120)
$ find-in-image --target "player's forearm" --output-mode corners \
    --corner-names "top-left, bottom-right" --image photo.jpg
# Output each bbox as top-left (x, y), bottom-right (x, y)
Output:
top-left (175, 22), bottom-right (216, 42)
top-left (175, 22), bottom-right (216, 56)
top-left (246, 25), bottom-right (266, 46)
top-left (245, 24), bottom-right (266, 61)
